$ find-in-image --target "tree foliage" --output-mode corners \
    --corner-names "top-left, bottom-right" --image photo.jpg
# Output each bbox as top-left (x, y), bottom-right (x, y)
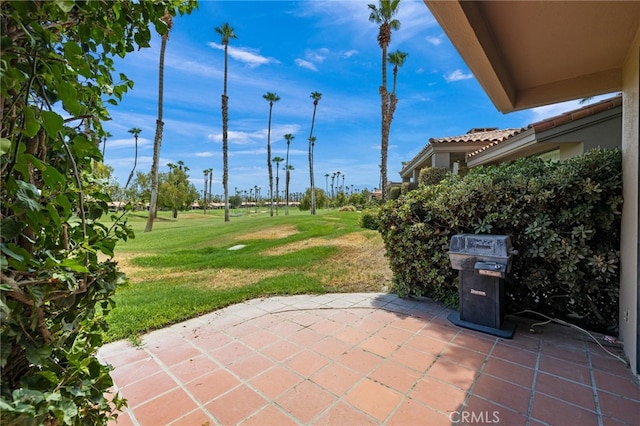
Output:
top-left (0, 1), bottom-right (196, 423)
top-left (298, 188), bottom-right (329, 211)
top-left (375, 149), bottom-right (622, 332)
top-left (159, 164), bottom-right (199, 218)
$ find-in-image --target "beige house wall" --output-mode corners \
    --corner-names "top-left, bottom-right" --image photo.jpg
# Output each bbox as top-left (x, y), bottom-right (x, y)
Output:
top-left (558, 143), bottom-right (583, 161)
top-left (619, 27), bottom-right (640, 377)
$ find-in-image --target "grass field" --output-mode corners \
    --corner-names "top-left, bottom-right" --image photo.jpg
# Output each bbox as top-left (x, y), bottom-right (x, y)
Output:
top-left (105, 208), bottom-right (391, 342)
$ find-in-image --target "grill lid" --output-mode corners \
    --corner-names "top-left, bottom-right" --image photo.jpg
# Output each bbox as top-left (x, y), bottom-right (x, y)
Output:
top-left (449, 234), bottom-right (512, 258)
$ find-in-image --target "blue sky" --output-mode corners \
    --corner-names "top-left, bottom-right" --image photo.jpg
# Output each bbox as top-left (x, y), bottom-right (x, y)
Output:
top-left (103, 0), bottom-right (613, 197)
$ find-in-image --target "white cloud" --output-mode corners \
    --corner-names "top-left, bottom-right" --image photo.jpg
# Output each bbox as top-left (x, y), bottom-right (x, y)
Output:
top-left (104, 137), bottom-right (153, 150)
top-left (295, 59), bottom-right (318, 72)
top-left (207, 42), bottom-right (278, 68)
top-left (195, 151), bottom-right (215, 158)
top-left (343, 49), bottom-right (358, 59)
top-left (306, 48), bottom-right (330, 63)
top-left (426, 35), bottom-right (443, 46)
top-left (444, 69), bottom-right (474, 82)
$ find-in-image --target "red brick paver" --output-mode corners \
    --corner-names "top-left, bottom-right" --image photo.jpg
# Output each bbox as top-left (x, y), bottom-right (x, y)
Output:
top-left (98, 293), bottom-right (639, 425)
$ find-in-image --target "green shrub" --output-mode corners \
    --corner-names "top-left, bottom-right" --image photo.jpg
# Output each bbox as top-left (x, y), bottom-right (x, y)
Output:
top-left (360, 207), bottom-right (381, 230)
top-left (401, 182), bottom-right (416, 195)
top-left (378, 149), bottom-right (622, 332)
top-left (419, 166), bottom-right (449, 186)
top-left (389, 187), bottom-right (402, 200)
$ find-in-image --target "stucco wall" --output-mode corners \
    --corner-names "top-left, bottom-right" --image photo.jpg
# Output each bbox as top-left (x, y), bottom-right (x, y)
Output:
top-left (537, 110), bottom-right (622, 150)
top-left (619, 27), bottom-right (639, 377)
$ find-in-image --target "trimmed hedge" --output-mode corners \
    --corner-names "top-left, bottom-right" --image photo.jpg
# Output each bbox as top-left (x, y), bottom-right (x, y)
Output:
top-left (376, 149), bottom-right (622, 331)
top-left (418, 166), bottom-right (449, 186)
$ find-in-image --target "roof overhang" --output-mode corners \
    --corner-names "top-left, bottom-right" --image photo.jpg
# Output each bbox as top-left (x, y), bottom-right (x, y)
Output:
top-left (399, 144), bottom-right (434, 179)
top-left (467, 129), bottom-right (536, 168)
top-left (424, 1), bottom-right (640, 112)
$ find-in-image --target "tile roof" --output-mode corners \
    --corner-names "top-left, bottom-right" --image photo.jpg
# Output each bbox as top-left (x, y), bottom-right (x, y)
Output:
top-left (466, 94), bottom-right (622, 159)
top-left (529, 94), bottom-right (622, 132)
top-left (430, 128), bottom-right (525, 144)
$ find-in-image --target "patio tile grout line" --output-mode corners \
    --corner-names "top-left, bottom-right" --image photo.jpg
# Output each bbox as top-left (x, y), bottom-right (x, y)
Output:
top-left (381, 312), bottom-right (474, 424)
top-left (138, 344), bottom-right (220, 426)
top-left (374, 314), bottom-right (448, 424)
top-left (103, 371), bottom-right (140, 426)
top-left (585, 339), bottom-right (605, 426)
top-left (455, 336), bottom-right (498, 423)
top-left (188, 326), bottom-right (303, 425)
top-left (300, 301), bottom-right (449, 424)
top-left (525, 331), bottom-right (542, 426)
top-left (301, 301), bottom-right (413, 425)
top-left (193, 297), bottom-right (390, 425)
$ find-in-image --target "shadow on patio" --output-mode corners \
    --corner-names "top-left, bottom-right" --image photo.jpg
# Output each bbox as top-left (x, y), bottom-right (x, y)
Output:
top-left (98, 293), bottom-right (639, 425)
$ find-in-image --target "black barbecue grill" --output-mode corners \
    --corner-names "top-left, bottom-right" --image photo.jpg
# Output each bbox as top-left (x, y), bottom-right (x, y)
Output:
top-left (447, 234), bottom-right (517, 338)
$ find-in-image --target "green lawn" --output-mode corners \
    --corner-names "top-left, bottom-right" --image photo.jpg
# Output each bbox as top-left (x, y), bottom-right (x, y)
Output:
top-left (105, 208), bottom-right (390, 342)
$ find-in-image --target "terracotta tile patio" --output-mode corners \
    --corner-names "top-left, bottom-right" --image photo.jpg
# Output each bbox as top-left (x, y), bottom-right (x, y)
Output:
top-left (98, 293), bottom-right (639, 425)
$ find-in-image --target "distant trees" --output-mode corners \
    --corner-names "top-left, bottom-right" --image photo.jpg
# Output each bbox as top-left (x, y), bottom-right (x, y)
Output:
top-left (215, 22), bottom-right (237, 222)
top-left (299, 188), bottom-right (329, 211)
top-left (161, 163), bottom-right (199, 218)
top-left (128, 164), bottom-right (198, 217)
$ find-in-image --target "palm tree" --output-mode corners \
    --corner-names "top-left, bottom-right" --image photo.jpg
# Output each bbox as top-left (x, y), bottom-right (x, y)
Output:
top-left (215, 22), bottom-right (237, 222)
top-left (285, 164), bottom-right (294, 215)
top-left (308, 91), bottom-right (322, 215)
top-left (146, 11), bottom-right (173, 233)
top-left (388, 49), bottom-right (408, 130)
top-left (272, 156), bottom-right (284, 216)
top-left (101, 131), bottom-right (111, 160)
top-left (331, 172), bottom-right (336, 199)
top-left (263, 92), bottom-right (280, 217)
top-left (369, 0), bottom-right (400, 201)
top-left (324, 173), bottom-right (329, 195)
top-left (254, 185), bottom-right (259, 213)
top-left (207, 168), bottom-right (213, 211)
top-left (203, 168), bottom-right (210, 214)
top-left (125, 127), bottom-right (141, 190)
top-left (283, 133), bottom-right (294, 215)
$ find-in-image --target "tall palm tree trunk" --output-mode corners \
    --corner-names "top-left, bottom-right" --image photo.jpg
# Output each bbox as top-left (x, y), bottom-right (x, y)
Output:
top-left (267, 105), bottom-right (274, 216)
top-left (284, 134), bottom-right (293, 216)
top-left (275, 167), bottom-right (279, 216)
top-left (208, 170), bottom-right (213, 212)
top-left (124, 131), bottom-right (140, 191)
top-left (308, 92), bottom-right (321, 215)
top-left (203, 170), bottom-right (208, 214)
top-left (285, 169), bottom-right (290, 216)
top-left (379, 40), bottom-right (390, 202)
top-left (222, 44), bottom-right (230, 222)
top-left (308, 136), bottom-right (315, 215)
top-left (146, 12), bottom-right (172, 232)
